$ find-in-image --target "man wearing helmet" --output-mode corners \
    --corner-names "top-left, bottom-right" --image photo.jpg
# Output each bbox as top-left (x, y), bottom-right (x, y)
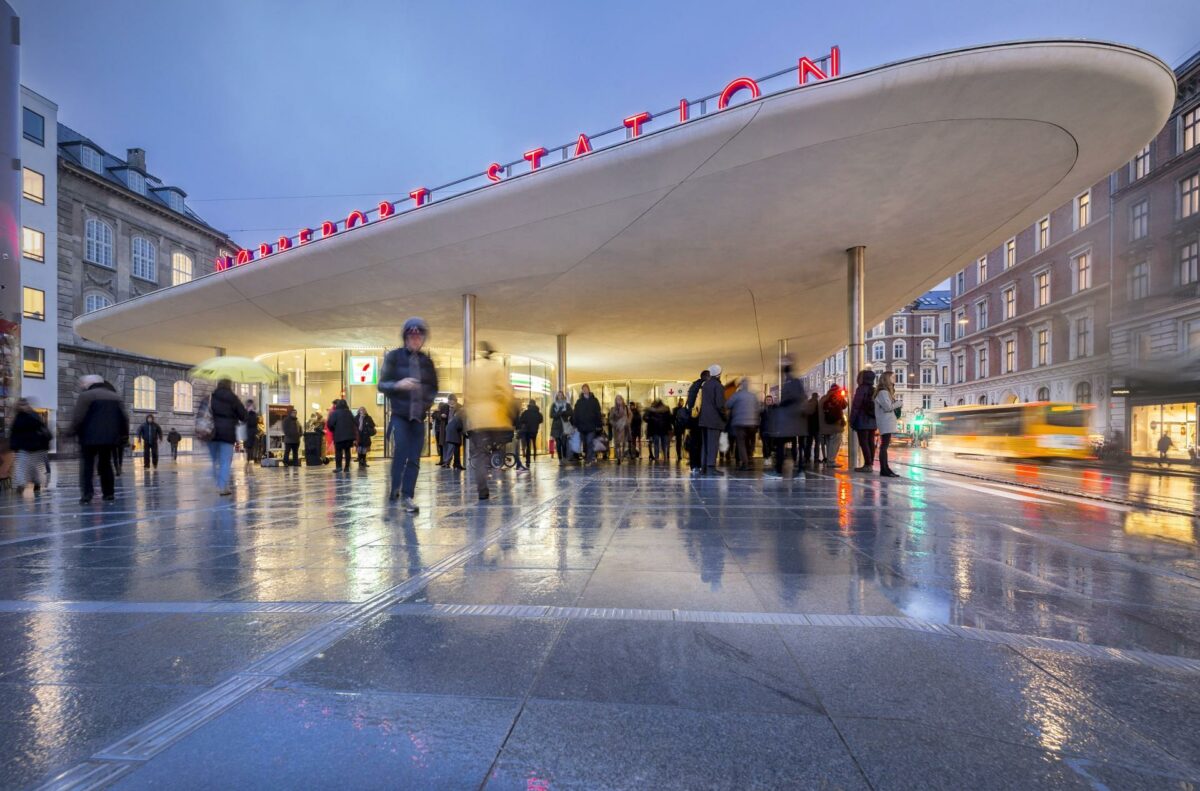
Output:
top-left (378, 317), bottom-right (439, 512)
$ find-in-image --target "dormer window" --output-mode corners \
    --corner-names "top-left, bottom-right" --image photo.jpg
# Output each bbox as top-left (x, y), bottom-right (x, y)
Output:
top-left (80, 145), bottom-right (104, 174)
top-left (164, 190), bottom-right (184, 212)
top-left (127, 171), bottom-right (145, 195)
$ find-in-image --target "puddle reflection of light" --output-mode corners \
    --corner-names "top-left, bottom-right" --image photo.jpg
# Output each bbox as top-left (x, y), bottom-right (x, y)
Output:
top-left (837, 475), bottom-right (852, 533)
top-left (1123, 510), bottom-right (1199, 545)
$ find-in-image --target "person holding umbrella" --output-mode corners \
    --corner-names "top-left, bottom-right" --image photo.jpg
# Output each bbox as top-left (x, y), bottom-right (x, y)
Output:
top-left (188, 357), bottom-right (275, 495)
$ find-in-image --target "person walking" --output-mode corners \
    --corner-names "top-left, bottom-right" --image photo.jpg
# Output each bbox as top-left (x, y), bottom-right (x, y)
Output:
top-left (379, 318), bottom-right (439, 512)
top-left (849, 370), bottom-right (878, 472)
top-left (281, 408), bottom-right (302, 466)
top-left (874, 371), bottom-right (901, 477)
top-left (442, 405), bottom-right (465, 470)
top-left (327, 400), bottom-right (357, 472)
top-left (549, 391), bottom-right (573, 464)
top-left (433, 400), bottom-right (450, 463)
top-left (804, 393), bottom-right (822, 466)
top-left (629, 402), bottom-right (643, 459)
top-left (517, 400), bottom-right (543, 468)
top-left (672, 398), bottom-right (690, 463)
top-left (726, 378), bottom-right (760, 471)
top-left (608, 396), bottom-right (631, 466)
top-left (208, 379), bottom-right (247, 495)
top-left (71, 375), bottom-right (129, 503)
top-left (759, 394), bottom-right (775, 462)
top-left (698, 365), bottom-right (727, 474)
top-left (819, 383), bottom-right (847, 467)
top-left (10, 398), bottom-right (51, 495)
top-left (354, 406), bottom-right (377, 467)
top-left (1157, 433), bottom-right (1174, 466)
top-left (685, 370), bottom-right (710, 472)
top-left (465, 343), bottom-right (516, 500)
top-left (136, 415), bottom-right (163, 469)
top-left (572, 385), bottom-right (603, 465)
top-left (243, 399), bottom-right (260, 468)
top-left (770, 361), bottom-right (806, 477)
top-left (644, 398), bottom-right (672, 461)
top-left (167, 427), bottom-right (182, 461)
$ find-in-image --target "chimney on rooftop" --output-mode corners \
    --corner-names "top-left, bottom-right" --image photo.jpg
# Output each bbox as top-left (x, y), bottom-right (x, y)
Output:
top-left (126, 148), bottom-right (146, 172)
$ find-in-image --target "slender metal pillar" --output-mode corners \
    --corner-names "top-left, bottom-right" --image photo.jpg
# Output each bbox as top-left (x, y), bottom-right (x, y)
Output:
top-left (462, 294), bottom-right (476, 462)
top-left (556, 334), bottom-right (567, 395)
top-left (846, 246), bottom-right (865, 470)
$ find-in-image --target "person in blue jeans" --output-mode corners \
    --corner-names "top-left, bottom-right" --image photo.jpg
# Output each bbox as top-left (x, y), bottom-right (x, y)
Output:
top-left (208, 379), bottom-right (247, 495)
top-left (378, 318), bottom-right (439, 512)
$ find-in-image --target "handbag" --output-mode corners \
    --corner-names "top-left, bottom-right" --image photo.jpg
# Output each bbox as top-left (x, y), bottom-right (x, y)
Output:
top-left (718, 432), bottom-right (730, 453)
top-left (894, 407), bottom-right (902, 419)
top-left (195, 396), bottom-right (214, 441)
top-left (568, 431), bottom-right (582, 456)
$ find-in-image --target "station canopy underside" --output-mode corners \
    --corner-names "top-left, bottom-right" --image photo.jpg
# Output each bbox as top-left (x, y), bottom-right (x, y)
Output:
top-left (75, 41), bottom-right (1175, 383)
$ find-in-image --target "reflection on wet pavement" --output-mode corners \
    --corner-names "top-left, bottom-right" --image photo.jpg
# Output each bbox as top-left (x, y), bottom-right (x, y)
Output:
top-left (0, 455), bottom-right (1197, 788)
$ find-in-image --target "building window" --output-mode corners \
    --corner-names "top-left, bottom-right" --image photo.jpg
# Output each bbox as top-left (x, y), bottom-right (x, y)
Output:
top-left (21, 227), bottom-right (44, 262)
top-left (1037, 216), bottom-right (1050, 251)
top-left (1037, 386), bottom-right (1050, 401)
top-left (1184, 319), bottom-right (1200, 353)
top-left (22, 287), bottom-right (45, 320)
top-left (1074, 317), bottom-right (1092, 359)
top-left (131, 237), bottom-right (157, 281)
top-left (127, 171), bottom-right (146, 195)
top-left (1072, 251), bottom-right (1091, 292)
top-left (1005, 238), bottom-right (1016, 269)
top-left (941, 366), bottom-right (949, 385)
top-left (1002, 287), bottom-right (1016, 320)
top-left (954, 309), bottom-right (966, 339)
top-left (171, 252), bottom-right (194, 285)
top-left (954, 354), bottom-right (965, 384)
top-left (1075, 381), bottom-right (1092, 404)
top-left (921, 339), bottom-right (935, 360)
top-left (1183, 107), bottom-right (1200, 153)
top-left (921, 366), bottom-right (934, 385)
top-left (133, 376), bottom-right (156, 411)
top-left (80, 145), bottom-right (104, 174)
top-left (892, 317), bottom-right (906, 335)
top-left (1181, 173), bottom-right (1200, 219)
top-left (892, 340), bottom-right (906, 359)
top-left (1131, 145), bottom-right (1151, 180)
top-left (1036, 328), bottom-right (1050, 367)
top-left (1182, 241), bottom-right (1200, 286)
top-left (165, 191), bottom-right (185, 212)
top-left (22, 168), bottom-right (44, 203)
top-left (941, 321), bottom-right (951, 343)
top-left (894, 367), bottom-right (907, 385)
top-left (1075, 191), bottom-right (1090, 230)
top-left (1004, 338), bottom-right (1015, 373)
top-left (955, 271), bottom-right (964, 295)
top-left (23, 346), bottom-right (45, 379)
top-left (976, 347), bottom-right (988, 379)
top-left (84, 293), bottom-right (113, 313)
top-left (1130, 200), bottom-right (1149, 241)
top-left (173, 380), bottom-right (193, 412)
top-left (872, 341), bottom-right (885, 362)
top-left (23, 108), bottom-right (45, 145)
top-left (1035, 271), bottom-right (1051, 307)
top-left (977, 255), bottom-right (988, 282)
top-left (85, 218), bottom-right (114, 267)
top-left (1130, 261), bottom-right (1150, 300)
top-left (869, 322), bottom-right (885, 338)
top-left (921, 316), bottom-right (935, 334)
top-left (975, 299), bottom-right (988, 330)
top-left (977, 395), bottom-right (988, 405)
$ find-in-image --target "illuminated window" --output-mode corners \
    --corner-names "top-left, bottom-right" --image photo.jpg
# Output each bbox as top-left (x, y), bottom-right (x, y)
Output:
top-left (171, 252), bottom-right (194, 285)
top-left (1035, 271), bottom-right (1051, 307)
top-left (1036, 328), bottom-right (1050, 367)
top-left (871, 341), bottom-right (885, 362)
top-left (23, 346), bottom-right (44, 379)
top-left (1036, 216), bottom-right (1050, 251)
top-left (1181, 173), bottom-right (1200, 219)
top-left (132, 236), bottom-right (157, 281)
top-left (1182, 107), bottom-right (1199, 153)
top-left (954, 309), bottom-right (966, 339)
top-left (1004, 338), bottom-right (1015, 373)
top-left (1004, 238), bottom-right (1016, 269)
top-left (127, 171), bottom-right (145, 195)
top-left (85, 218), bottom-right (114, 267)
top-left (1072, 251), bottom-right (1091, 292)
top-left (84, 293), bottom-right (112, 313)
top-left (134, 376), bottom-right (156, 411)
top-left (976, 346), bottom-right (988, 379)
top-left (22, 108), bottom-right (44, 145)
top-left (173, 380), bottom-right (193, 412)
top-left (22, 168), bottom-right (44, 203)
top-left (975, 299), bottom-right (988, 330)
top-left (921, 339), bottom-right (935, 360)
top-left (1074, 191), bottom-right (1090, 230)
top-left (1131, 200), bottom-right (1149, 240)
top-left (1036, 386), bottom-right (1050, 401)
top-left (1002, 287), bottom-right (1016, 320)
top-left (1131, 145), bottom-right (1151, 180)
top-left (1075, 381), bottom-right (1092, 404)
top-left (1181, 241), bottom-right (1199, 286)
top-left (892, 340), bottom-right (906, 359)
top-left (21, 227), bottom-right (44, 262)
top-left (23, 287), bottom-right (44, 320)
top-left (1130, 261), bottom-right (1149, 300)
top-left (977, 255), bottom-right (988, 282)
top-left (80, 145), bottom-right (104, 174)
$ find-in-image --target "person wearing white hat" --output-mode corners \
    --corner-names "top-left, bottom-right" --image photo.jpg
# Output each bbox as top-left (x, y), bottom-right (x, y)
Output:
top-left (697, 364), bottom-right (727, 473)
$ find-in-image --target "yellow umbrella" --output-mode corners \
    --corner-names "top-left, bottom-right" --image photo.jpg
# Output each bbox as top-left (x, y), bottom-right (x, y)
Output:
top-left (188, 356), bottom-right (278, 384)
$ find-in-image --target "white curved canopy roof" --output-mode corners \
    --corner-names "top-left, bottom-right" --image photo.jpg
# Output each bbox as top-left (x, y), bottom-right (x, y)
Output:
top-left (76, 40), bottom-right (1175, 382)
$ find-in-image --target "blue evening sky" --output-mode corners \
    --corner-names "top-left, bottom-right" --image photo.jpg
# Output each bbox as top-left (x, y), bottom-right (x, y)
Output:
top-left (12, 0), bottom-right (1200, 250)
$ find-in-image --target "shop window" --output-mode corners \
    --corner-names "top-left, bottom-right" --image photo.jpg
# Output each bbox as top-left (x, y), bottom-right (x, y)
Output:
top-left (1132, 402), bottom-right (1196, 459)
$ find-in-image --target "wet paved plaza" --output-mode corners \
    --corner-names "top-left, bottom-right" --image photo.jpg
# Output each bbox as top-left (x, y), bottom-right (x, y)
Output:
top-left (1, 454), bottom-right (1199, 789)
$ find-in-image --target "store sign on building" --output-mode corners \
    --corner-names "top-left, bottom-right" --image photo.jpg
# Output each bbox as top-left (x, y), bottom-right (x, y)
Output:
top-left (349, 356), bottom-right (377, 385)
top-left (213, 47), bottom-right (841, 274)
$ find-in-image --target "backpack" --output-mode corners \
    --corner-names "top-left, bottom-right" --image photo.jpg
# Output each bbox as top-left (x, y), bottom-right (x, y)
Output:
top-left (195, 395), bottom-right (214, 441)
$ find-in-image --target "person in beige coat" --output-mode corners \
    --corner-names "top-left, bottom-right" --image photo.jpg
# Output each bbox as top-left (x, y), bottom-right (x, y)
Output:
top-left (873, 371), bottom-right (901, 478)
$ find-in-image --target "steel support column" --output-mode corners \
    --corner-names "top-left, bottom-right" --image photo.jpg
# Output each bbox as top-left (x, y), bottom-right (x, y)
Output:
top-left (846, 246), bottom-right (865, 470)
top-left (556, 334), bottom-right (567, 395)
top-left (462, 294), bottom-right (476, 462)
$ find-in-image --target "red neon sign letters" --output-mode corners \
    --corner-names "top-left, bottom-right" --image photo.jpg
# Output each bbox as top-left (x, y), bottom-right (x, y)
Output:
top-left (217, 46), bottom-right (840, 274)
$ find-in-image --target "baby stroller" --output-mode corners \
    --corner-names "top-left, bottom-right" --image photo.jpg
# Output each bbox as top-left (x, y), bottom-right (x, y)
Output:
top-left (480, 433), bottom-right (517, 470)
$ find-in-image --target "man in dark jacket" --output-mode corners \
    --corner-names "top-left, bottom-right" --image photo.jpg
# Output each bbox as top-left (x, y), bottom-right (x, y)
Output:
top-left (71, 375), bottom-right (130, 503)
top-left (244, 399), bottom-right (260, 467)
top-left (571, 385), bottom-right (603, 464)
top-left (136, 415), bottom-right (163, 469)
top-left (209, 379), bottom-right (248, 495)
top-left (516, 400), bottom-right (543, 468)
top-left (281, 408), bottom-right (302, 466)
top-left (685, 370), bottom-right (710, 471)
top-left (849, 369), bottom-right (878, 472)
top-left (433, 401), bottom-right (450, 463)
top-left (167, 428), bottom-right (182, 460)
top-left (378, 318), bottom-right (439, 512)
top-left (671, 398), bottom-right (689, 462)
top-left (769, 360), bottom-right (807, 477)
top-left (698, 365), bottom-right (727, 473)
top-left (326, 399), bottom-right (358, 472)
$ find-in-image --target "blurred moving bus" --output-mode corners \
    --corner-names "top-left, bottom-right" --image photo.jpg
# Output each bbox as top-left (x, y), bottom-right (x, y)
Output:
top-left (929, 403), bottom-right (1093, 460)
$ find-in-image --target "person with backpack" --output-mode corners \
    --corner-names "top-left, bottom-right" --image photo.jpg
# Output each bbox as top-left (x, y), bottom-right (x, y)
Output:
top-left (698, 365), bottom-right (727, 474)
top-left (849, 369), bottom-right (878, 472)
top-left (684, 370), bottom-right (710, 472)
top-left (354, 407), bottom-right (377, 467)
top-left (167, 427), bottom-right (182, 460)
top-left (10, 398), bottom-right (51, 495)
top-left (136, 415), bottom-right (163, 469)
top-left (819, 383), bottom-right (848, 467)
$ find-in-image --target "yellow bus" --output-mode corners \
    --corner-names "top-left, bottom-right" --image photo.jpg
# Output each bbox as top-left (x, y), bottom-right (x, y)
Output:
top-left (929, 402), bottom-right (1094, 460)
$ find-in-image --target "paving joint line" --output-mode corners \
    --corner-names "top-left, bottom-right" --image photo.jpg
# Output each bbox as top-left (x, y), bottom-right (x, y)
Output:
top-left (36, 483), bottom-right (583, 791)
